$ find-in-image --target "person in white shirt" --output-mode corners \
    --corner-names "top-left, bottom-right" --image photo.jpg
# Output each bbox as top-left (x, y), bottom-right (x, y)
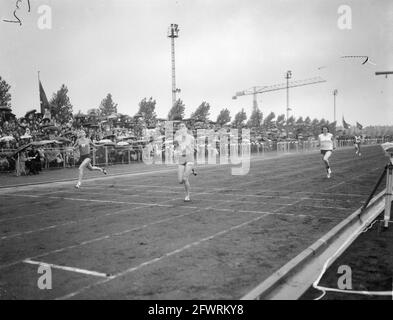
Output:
top-left (318, 126), bottom-right (336, 178)
top-left (174, 123), bottom-right (196, 202)
top-left (354, 135), bottom-right (362, 156)
top-left (73, 130), bottom-right (107, 189)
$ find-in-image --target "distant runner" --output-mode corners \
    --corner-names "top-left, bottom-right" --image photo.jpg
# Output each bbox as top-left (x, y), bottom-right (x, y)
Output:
top-left (354, 135), bottom-right (362, 156)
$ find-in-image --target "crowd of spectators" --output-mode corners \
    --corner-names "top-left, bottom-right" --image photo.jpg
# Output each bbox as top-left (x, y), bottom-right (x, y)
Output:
top-left (1, 107), bottom-right (392, 175)
top-left (0, 108), bottom-right (147, 173)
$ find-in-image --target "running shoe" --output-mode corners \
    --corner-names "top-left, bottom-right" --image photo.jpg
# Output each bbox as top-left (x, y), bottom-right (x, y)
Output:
top-left (192, 169), bottom-right (197, 176)
top-left (184, 195), bottom-right (191, 202)
top-left (75, 182), bottom-right (81, 189)
top-left (327, 168), bottom-right (332, 179)
top-left (103, 168), bottom-right (107, 175)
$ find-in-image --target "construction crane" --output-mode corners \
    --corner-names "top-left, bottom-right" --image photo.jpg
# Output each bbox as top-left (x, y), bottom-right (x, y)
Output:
top-left (232, 76), bottom-right (327, 109)
top-left (375, 71), bottom-right (393, 78)
top-left (232, 76), bottom-right (327, 137)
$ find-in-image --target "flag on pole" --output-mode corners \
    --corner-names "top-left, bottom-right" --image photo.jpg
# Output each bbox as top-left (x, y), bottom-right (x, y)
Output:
top-left (342, 117), bottom-right (351, 129)
top-left (39, 80), bottom-right (50, 114)
top-left (356, 122), bottom-right (363, 130)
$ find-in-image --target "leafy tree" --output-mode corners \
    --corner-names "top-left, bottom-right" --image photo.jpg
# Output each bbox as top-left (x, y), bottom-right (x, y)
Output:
top-left (275, 114), bottom-right (285, 127)
top-left (87, 108), bottom-right (100, 116)
top-left (319, 118), bottom-right (327, 128)
top-left (287, 115), bottom-right (295, 126)
top-left (0, 76), bottom-right (11, 108)
top-left (295, 116), bottom-right (304, 125)
top-left (137, 97), bottom-right (157, 126)
top-left (191, 101), bottom-right (210, 122)
top-left (329, 121), bottom-right (337, 134)
top-left (294, 116), bottom-right (305, 137)
top-left (263, 112), bottom-right (276, 129)
top-left (247, 105), bottom-right (263, 128)
top-left (231, 108), bottom-right (247, 128)
top-left (311, 118), bottom-right (320, 137)
top-left (49, 84), bottom-right (73, 124)
top-left (168, 99), bottom-right (185, 120)
top-left (285, 115), bottom-right (296, 137)
top-left (216, 108), bottom-right (231, 126)
top-left (302, 116), bottom-right (312, 137)
top-left (99, 93), bottom-right (118, 116)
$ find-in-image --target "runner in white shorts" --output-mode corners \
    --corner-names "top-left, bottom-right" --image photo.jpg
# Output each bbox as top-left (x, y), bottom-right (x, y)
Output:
top-left (174, 123), bottom-right (196, 202)
top-left (318, 126), bottom-right (336, 178)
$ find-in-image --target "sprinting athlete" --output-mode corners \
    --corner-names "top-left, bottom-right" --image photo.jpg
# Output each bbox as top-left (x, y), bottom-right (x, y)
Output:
top-left (73, 130), bottom-right (107, 189)
top-left (354, 135), bottom-right (362, 156)
top-left (174, 123), bottom-right (196, 202)
top-left (318, 126), bottom-right (336, 178)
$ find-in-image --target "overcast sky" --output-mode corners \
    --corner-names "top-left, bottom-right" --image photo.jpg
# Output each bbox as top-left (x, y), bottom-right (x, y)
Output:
top-left (1, 0), bottom-right (392, 125)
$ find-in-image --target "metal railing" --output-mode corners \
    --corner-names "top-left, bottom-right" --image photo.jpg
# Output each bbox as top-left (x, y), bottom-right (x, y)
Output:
top-left (0, 138), bottom-right (391, 173)
top-left (0, 146), bottom-right (144, 173)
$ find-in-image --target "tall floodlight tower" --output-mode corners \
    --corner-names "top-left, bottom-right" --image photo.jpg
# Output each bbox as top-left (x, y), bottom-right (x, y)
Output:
top-left (333, 89), bottom-right (338, 123)
top-left (167, 24), bottom-right (180, 108)
top-left (285, 70), bottom-right (292, 137)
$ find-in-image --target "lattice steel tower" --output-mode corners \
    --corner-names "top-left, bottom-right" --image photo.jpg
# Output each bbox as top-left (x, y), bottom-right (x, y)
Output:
top-left (167, 24), bottom-right (181, 108)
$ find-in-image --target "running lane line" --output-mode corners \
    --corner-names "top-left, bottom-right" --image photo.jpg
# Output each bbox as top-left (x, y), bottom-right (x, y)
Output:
top-left (23, 259), bottom-right (110, 278)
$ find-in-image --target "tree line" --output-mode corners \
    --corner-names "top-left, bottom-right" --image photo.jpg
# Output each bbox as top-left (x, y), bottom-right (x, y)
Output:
top-left (1, 76), bottom-right (392, 138)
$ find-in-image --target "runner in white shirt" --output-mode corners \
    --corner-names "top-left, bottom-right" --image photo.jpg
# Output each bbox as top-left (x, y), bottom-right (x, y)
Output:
top-left (318, 126), bottom-right (336, 178)
top-left (174, 123), bottom-right (196, 202)
top-left (73, 130), bottom-right (107, 189)
top-left (354, 135), bottom-right (362, 156)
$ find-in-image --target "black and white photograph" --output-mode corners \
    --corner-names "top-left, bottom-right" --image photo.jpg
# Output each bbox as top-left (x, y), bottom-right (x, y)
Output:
top-left (0, 0), bottom-right (393, 305)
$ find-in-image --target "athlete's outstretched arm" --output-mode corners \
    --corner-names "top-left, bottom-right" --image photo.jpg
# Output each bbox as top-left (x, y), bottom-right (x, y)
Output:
top-left (90, 140), bottom-right (103, 149)
top-left (72, 140), bottom-right (79, 150)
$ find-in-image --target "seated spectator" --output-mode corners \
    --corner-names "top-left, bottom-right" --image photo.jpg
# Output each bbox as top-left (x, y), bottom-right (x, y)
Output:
top-left (37, 147), bottom-right (45, 171)
top-left (15, 151), bottom-right (27, 176)
top-left (26, 146), bottom-right (41, 175)
top-left (0, 156), bottom-right (10, 171)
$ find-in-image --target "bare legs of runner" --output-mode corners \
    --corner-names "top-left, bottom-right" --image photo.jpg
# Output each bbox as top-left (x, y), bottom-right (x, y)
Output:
top-left (322, 151), bottom-right (332, 178)
top-left (178, 163), bottom-right (194, 201)
top-left (76, 158), bottom-right (106, 188)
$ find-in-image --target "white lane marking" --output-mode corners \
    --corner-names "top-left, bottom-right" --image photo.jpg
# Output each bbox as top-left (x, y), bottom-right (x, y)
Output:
top-left (56, 199), bottom-right (304, 299)
top-left (1, 193), bottom-right (173, 207)
top-left (56, 212), bottom-right (273, 299)
top-left (63, 185), bottom-right (363, 203)
top-left (0, 206), bottom-right (204, 270)
top-left (0, 196), bottom-right (182, 240)
top-left (324, 167), bottom-right (380, 191)
top-left (23, 259), bottom-right (110, 278)
top-left (0, 168), bottom-right (179, 195)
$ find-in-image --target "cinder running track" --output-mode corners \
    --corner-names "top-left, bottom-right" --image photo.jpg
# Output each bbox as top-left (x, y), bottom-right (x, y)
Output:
top-left (0, 145), bottom-right (387, 299)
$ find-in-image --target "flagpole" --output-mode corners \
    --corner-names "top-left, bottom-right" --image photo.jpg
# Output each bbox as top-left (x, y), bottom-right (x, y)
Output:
top-left (38, 71), bottom-right (41, 114)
